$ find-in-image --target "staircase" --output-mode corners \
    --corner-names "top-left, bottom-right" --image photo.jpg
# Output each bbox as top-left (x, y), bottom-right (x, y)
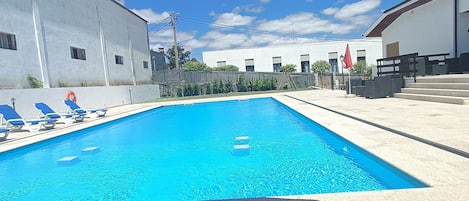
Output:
top-left (394, 74), bottom-right (469, 105)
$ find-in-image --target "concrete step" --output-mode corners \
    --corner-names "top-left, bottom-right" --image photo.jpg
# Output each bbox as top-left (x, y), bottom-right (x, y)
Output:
top-left (394, 93), bottom-right (469, 105)
top-left (408, 83), bottom-right (469, 90)
top-left (401, 88), bottom-right (469, 98)
top-left (416, 75), bottom-right (469, 83)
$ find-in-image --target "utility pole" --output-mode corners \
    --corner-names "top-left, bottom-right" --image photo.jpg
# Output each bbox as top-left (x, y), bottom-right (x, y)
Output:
top-left (170, 13), bottom-right (180, 83)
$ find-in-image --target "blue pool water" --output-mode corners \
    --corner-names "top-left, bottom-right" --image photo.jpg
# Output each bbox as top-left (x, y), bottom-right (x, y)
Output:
top-left (0, 98), bottom-right (426, 200)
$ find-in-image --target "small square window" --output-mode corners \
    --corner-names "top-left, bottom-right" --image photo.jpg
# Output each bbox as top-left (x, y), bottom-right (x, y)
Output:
top-left (115, 55), bottom-right (124, 65)
top-left (70, 47), bottom-right (86, 60)
top-left (0, 32), bottom-right (17, 50)
top-left (143, 61), bottom-right (149, 69)
top-left (217, 61), bottom-right (226, 67)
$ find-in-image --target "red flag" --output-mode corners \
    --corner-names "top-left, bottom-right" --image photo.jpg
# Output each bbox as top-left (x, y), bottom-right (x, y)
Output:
top-left (344, 44), bottom-right (352, 69)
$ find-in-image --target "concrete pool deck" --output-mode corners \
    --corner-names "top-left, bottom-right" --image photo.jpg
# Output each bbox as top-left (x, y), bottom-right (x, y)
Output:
top-left (1, 89), bottom-right (468, 200)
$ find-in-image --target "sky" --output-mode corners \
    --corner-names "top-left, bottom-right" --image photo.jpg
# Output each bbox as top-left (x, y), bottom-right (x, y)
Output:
top-left (121, 0), bottom-right (404, 61)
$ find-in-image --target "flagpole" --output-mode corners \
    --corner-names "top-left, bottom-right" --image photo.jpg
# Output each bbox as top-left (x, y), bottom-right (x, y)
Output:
top-left (348, 70), bottom-right (351, 95)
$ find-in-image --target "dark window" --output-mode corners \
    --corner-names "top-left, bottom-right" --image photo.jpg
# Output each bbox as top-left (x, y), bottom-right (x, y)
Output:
top-left (329, 59), bottom-right (338, 73)
top-left (273, 56), bottom-right (281, 72)
top-left (143, 61), bottom-right (149, 69)
top-left (115, 55), bottom-right (124, 64)
top-left (301, 61), bottom-right (310, 73)
top-left (217, 61), bottom-right (226, 67)
top-left (70, 47), bottom-right (86, 60)
top-left (357, 56), bottom-right (366, 62)
top-left (245, 59), bottom-right (254, 72)
top-left (0, 32), bottom-right (17, 50)
top-left (300, 54), bottom-right (310, 73)
top-left (273, 63), bottom-right (281, 72)
top-left (357, 50), bottom-right (366, 63)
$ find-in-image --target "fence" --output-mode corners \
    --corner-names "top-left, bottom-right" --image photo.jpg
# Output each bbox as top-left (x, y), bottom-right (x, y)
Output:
top-left (153, 69), bottom-right (316, 96)
top-left (152, 69), bottom-right (370, 97)
top-left (316, 72), bottom-right (368, 90)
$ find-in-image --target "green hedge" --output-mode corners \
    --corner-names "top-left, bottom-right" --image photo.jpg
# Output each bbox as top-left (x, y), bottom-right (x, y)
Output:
top-left (176, 76), bottom-right (278, 97)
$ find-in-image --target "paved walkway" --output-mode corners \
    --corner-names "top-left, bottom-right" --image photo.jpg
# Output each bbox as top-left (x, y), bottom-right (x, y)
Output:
top-left (1, 90), bottom-right (468, 200)
top-left (275, 90), bottom-right (469, 201)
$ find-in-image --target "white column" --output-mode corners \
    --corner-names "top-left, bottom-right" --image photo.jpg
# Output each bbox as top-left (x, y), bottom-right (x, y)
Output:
top-left (32, 0), bottom-right (50, 88)
top-left (96, 0), bottom-right (110, 86)
top-left (129, 40), bottom-right (136, 85)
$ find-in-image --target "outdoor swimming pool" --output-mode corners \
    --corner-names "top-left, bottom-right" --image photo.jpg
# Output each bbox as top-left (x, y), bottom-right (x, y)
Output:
top-left (0, 97), bottom-right (427, 200)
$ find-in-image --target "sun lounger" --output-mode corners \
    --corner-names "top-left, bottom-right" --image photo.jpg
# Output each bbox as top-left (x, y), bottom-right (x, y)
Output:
top-left (0, 127), bottom-right (9, 141)
top-left (0, 105), bottom-right (56, 132)
top-left (34, 102), bottom-right (85, 123)
top-left (64, 100), bottom-right (107, 117)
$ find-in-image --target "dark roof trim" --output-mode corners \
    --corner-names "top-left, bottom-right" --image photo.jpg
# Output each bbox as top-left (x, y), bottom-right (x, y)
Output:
top-left (365, 0), bottom-right (432, 37)
top-left (110, 0), bottom-right (148, 23)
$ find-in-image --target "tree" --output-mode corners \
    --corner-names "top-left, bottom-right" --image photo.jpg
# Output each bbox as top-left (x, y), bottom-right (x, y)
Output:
top-left (183, 60), bottom-right (211, 71)
top-left (212, 65), bottom-right (239, 71)
top-left (351, 61), bottom-right (372, 79)
top-left (166, 45), bottom-right (191, 69)
top-left (280, 64), bottom-right (297, 72)
top-left (311, 60), bottom-right (331, 88)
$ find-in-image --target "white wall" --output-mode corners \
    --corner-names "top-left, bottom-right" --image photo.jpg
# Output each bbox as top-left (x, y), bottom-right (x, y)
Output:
top-left (0, 0), bottom-right (40, 88)
top-left (460, 0), bottom-right (469, 13)
top-left (0, 85), bottom-right (160, 118)
top-left (202, 39), bottom-right (382, 73)
top-left (0, 0), bottom-right (151, 89)
top-left (381, 0), bottom-right (455, 57)
top-left (457, 10), bottom-right (469, 55)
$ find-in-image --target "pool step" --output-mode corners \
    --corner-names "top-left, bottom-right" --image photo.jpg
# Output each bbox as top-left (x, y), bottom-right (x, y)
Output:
top-left (234, 136), bottom-right (250, 144)
top-left (233, 136), bottom-right (250, 156)
top-left (57, 156), bottom-right (80, 166)
top-left (82, 146), bottom-right (100, 154)
top-left (57, 146), bottom-right (100, 166)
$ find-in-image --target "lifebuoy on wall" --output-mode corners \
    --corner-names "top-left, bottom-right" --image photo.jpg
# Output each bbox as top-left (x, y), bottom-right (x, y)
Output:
top-left (65, 90), bottom-right (77, 103)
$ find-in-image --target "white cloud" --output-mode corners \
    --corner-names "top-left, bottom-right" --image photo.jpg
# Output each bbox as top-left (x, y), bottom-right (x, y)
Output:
top-left (256, 12), bottom-right (353, 35)
top-left (148, 28), bottom-right (197, 49)
top-left (211, 13), bottom-right (255, 27)
top-left (245, 6), bottom-right (264, 13)
top-left (322, 7), bottom-right (339, 15)
top-left (233, 5), bottom-right (264, 14)
top-left (130, 9), bottom-right (170, 24)
top-left (200, 31), bottom-right (248, 49)
top-left (334, 0), bottom-right (380, 20)
top-left (260, 0), bottom-right (270, 3)
top-left (143, 0), bottom-right (382, 59)
top-left (209, 11), bottom-right (216, 17)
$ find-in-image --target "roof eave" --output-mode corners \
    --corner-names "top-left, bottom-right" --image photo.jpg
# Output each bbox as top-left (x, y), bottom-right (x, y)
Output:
top-left (364, 0), bottom-right (432, 38)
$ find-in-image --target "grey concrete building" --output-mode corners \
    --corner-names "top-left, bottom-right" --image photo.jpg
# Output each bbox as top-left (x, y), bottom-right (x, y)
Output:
top-left (0, 0), bottom-right (152, 89)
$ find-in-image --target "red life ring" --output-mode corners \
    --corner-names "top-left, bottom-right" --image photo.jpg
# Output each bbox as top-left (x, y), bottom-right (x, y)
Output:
top-left (65, 91), bottom-right (77, 103)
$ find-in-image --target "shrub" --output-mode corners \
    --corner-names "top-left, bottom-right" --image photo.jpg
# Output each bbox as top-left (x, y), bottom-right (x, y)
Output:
top-left (236, 76), bottom-right (247, 92)
top-left (27, 74), bottom-right (43, 88)
top-left (176, 88), bottom-right (183, 97)
top-left (205, 83), bottom-right (212, 95)
top-left (58, 81), bottom-right (67, 87)
top-left (81, 80), bottom-right (88, 87)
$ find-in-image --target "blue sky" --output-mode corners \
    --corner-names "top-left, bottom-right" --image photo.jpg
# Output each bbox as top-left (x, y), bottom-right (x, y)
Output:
top-left (121, 0), bottom-right (403, 60)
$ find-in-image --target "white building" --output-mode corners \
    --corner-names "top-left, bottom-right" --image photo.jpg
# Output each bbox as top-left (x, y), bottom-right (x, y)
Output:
top-left (0, 0), bottom-right (152, 89)
top-left (365, 0), bottom-right (469, 58)
top-left (202, 39), bottom-right (383, 73)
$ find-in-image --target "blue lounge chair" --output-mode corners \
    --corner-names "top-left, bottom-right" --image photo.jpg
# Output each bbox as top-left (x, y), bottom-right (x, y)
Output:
top-left (64, 100), bottom-right (107, 117)
top-left (34, 102), bottom-right (85, 123)
top-left (0, 105), bottom-right (56, 132)
top-left (0, 127), bottom-right (9, 141)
